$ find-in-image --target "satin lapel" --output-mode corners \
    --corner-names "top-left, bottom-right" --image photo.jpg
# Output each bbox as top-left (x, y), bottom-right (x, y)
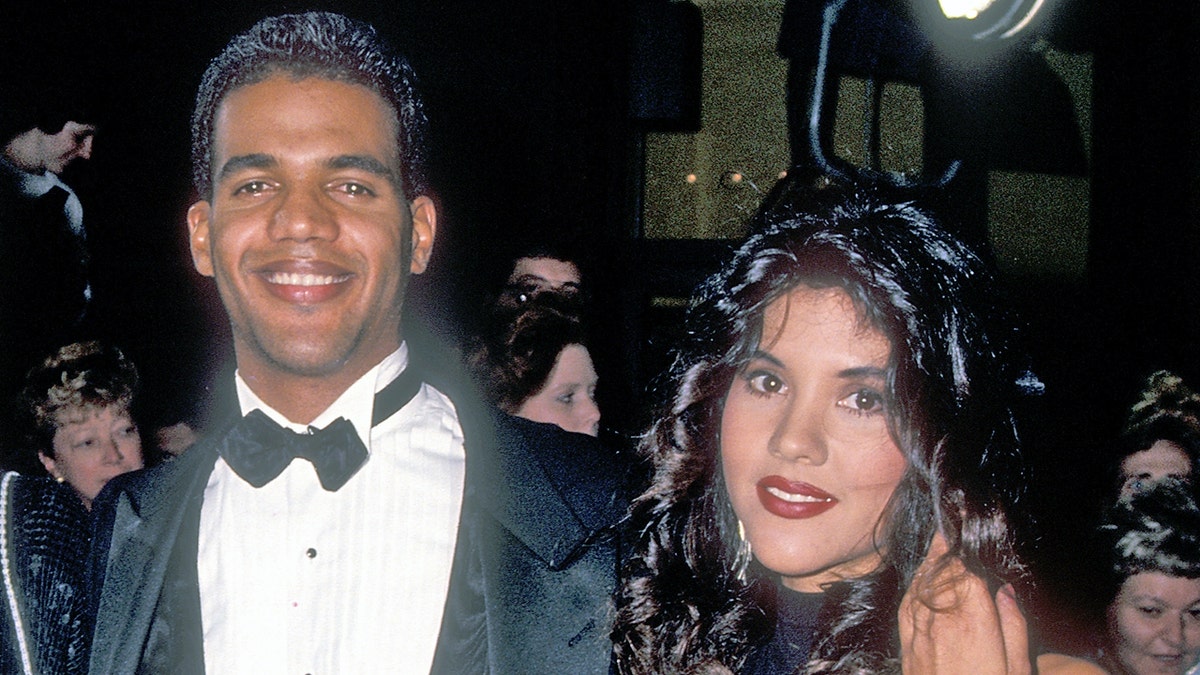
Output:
top-left (484, 415), bottom-right (597, 566)
top-left (90, 424), bottom-right (227, 673)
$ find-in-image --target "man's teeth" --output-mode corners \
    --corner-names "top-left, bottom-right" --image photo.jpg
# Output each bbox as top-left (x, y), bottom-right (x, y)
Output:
top-left (267, 272), bottom-right (347, 286)
top-left (765, 486), bottom-right (832, 503)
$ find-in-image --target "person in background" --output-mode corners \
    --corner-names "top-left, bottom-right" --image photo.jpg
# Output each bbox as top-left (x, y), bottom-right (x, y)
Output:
top-left (500, 242), bottom-right (584, 304)
top-left (1114, 371), bottom-right (1200, 498)
top-left (468, 296), bottom-right (600, 437)
top-left (1096, 479), bottom-right (1200, 675)
top-left (0, 78), bottom-right (97, 408)
top-left (611, 185), bottom-right (1100, 674)
top-left (15, 341), bottom-right (145, 510)
top-left (0, 470), bottom-right (91, 674)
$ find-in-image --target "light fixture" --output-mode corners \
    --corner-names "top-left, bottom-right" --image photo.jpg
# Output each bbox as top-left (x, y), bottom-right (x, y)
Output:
top-left (920, 0), bottom-right (1050, 43)
top-left (938, 0), bottom-right (997, 20)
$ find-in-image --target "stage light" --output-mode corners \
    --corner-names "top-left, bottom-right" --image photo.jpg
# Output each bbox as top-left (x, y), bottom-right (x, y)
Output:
top-left (938, 0), bottom-right (997, 21)
top-left (921, 0), bottom-right (1049, 42)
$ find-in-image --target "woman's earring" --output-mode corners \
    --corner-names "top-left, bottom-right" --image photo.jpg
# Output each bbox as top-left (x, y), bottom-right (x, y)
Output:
top-left (54, 475), bottom-right (65, 484)
top-left (734, 519), bottom-right (752, 582)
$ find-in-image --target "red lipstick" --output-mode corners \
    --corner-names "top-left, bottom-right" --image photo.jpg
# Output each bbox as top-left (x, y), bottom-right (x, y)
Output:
top-left (756, 475), bottom-right (837, 519)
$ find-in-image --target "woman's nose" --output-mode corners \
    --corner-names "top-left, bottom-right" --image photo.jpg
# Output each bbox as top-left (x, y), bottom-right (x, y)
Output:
top-left (768, 400), bottom-right (827, 465)
top-left (100, 436), bottom-right (125, 463)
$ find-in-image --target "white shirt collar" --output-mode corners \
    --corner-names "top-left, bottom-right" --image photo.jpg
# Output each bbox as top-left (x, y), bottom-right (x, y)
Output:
top-left (233, 344), bottom-right (410, 451)
top-left (0, 156), bottom-right (68, 199)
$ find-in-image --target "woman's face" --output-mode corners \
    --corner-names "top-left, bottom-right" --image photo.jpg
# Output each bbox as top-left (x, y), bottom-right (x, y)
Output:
top-left (515, 344), bottom-right (601, 436)
top-left (1120, 440), bottom-right (1192, 497)
top-left (1108, 571), bottom-right (1200, 675)
top-left (720, 286), bottom-right (906, 592)
top-left (40, 403), bottom-right (144, 509)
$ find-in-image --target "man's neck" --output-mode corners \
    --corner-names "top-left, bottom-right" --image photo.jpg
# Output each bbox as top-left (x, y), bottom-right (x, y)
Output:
top-left (237, 369), bottom-right (365, 426)
top-left (236, 345), bottom-right (404, 425)
top-left (2, 130), bottom-right (47, 174)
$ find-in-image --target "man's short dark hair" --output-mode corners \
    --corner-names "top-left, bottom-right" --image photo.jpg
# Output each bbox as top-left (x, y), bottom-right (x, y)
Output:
top-left (0, 82), bottom-right (93, 147)
top-left (191, 11), bottom-right (430, 200)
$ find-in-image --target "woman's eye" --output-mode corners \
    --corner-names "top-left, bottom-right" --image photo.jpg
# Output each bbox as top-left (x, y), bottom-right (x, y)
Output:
top-left (840, 388), bottom-right (885, 415)
top-left (746, 371), bottom-right (786, 396)
top-left (557, 392), bottom-right (575, 405)
top-left (1138, 606), bottom-right (1162, 616)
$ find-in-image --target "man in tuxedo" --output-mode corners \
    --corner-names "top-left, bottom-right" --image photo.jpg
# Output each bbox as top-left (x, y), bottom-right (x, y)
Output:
top-left (88, 12), bottom-right (626, 674)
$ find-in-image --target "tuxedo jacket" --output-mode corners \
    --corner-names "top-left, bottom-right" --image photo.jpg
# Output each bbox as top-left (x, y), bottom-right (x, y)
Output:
top-left (87, 385), bottom-right (631, 674)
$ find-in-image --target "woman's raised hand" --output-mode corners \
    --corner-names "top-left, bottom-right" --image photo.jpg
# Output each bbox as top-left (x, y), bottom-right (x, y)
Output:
top-left (899, 533), bottom-right (1032, 675)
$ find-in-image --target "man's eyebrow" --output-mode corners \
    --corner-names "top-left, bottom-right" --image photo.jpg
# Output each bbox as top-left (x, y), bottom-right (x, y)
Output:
top-left (327, 154), bottom-right (396, 181)
top-left (217, 153), bottom-right (276, 182)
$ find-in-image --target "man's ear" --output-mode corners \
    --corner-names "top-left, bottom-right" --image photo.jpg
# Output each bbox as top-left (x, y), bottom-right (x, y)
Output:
top-left (187, 200), bottom-right (215, 278)
top-left (409, 195), bottom-right (437, 275)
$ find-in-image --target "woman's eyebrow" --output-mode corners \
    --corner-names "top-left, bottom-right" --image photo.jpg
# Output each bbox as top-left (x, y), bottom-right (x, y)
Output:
top-left (747, 350), bottom-right (785, 368)
top-left (838, 366), bottom-right (887, 380)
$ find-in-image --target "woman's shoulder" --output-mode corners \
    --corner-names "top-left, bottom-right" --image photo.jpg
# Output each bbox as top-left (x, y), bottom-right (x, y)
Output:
top-left (1037, 652), bottom-right (1110, 674)
top-left (1, 471), bottom-right (86, 527)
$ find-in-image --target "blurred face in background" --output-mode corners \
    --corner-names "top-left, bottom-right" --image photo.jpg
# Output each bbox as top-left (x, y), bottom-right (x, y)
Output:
top-left (515, 343), bottom-right (600, 436)
top-left (40, 403), bottom-right (144, 509)
top-left (1108, 571), bottom-right (1200, 675)
top-left (42, 121), bottom-right (96, 174)
top-left (506, 255), bottom-right (580, 290)
top-left (1120, 441), bottom-right (1193, 498)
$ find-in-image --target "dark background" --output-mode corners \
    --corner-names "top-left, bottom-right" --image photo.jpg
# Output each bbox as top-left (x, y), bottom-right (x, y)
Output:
top-left (4, 0), bottom-right (1197, 655)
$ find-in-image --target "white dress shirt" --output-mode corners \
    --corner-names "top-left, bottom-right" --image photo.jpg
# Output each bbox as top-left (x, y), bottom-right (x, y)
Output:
top-left (198, 345), bottom-right (466, 674)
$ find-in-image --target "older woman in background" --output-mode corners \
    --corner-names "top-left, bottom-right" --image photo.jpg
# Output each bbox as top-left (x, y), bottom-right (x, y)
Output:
top-left (1098, 479), bottom-right (1200, 675)
top-left (17, 341), bottom-right (144, 509)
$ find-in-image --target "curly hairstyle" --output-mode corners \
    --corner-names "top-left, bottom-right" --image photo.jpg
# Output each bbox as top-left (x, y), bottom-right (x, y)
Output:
top-left (466, 294), bottom-right (591, 414)
top-left (1101, 479), bottom-right (1200, 589)
top-left (1125, 371), bottom-right (1200, 434)
top-left (612, 185), bottom-right (1037, 674)
top-left (1112, 371), bottom-right (1200, 491)
top-left (17, 341), bottom-right (140, 462)
top-left (190, 11), bottom-right (430, 201)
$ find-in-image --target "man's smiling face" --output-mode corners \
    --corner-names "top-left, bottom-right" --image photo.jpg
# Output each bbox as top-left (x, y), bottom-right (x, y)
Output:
top-left (188, 74), bottom-right (436, 401)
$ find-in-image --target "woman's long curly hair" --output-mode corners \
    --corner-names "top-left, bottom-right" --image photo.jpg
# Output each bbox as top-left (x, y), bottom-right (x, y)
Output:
top-left (612, 186), bottom-right (1037, 674)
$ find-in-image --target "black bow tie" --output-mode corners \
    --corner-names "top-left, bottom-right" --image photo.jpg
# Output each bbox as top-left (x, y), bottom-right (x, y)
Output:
top-left (220, 412), bottom-right (367, 491)
top-left (219, 367), bottom-right (423, 491)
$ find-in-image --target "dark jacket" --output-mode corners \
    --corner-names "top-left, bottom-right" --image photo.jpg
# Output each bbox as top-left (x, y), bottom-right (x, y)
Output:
top-left (1, 472), bottom-right (91, 675)
top-left (86, 383), bottom-right (630, 674)
top-left (0, 166), bottom-right (89, 408)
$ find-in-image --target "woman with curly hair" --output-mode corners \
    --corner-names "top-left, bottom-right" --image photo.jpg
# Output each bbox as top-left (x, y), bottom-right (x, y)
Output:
top-left (611, 185), bottom-right (1098, 674)
top-left (1096, 479), bottom-right (1200, 674)
top-left (17, 341), bottom-right (145, 509)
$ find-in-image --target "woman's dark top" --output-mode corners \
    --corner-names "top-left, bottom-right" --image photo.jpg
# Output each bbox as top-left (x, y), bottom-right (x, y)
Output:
top-left (0, 472), bottom-right (90, 675)
top-left (743, 585), bottom-right (825, 675)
